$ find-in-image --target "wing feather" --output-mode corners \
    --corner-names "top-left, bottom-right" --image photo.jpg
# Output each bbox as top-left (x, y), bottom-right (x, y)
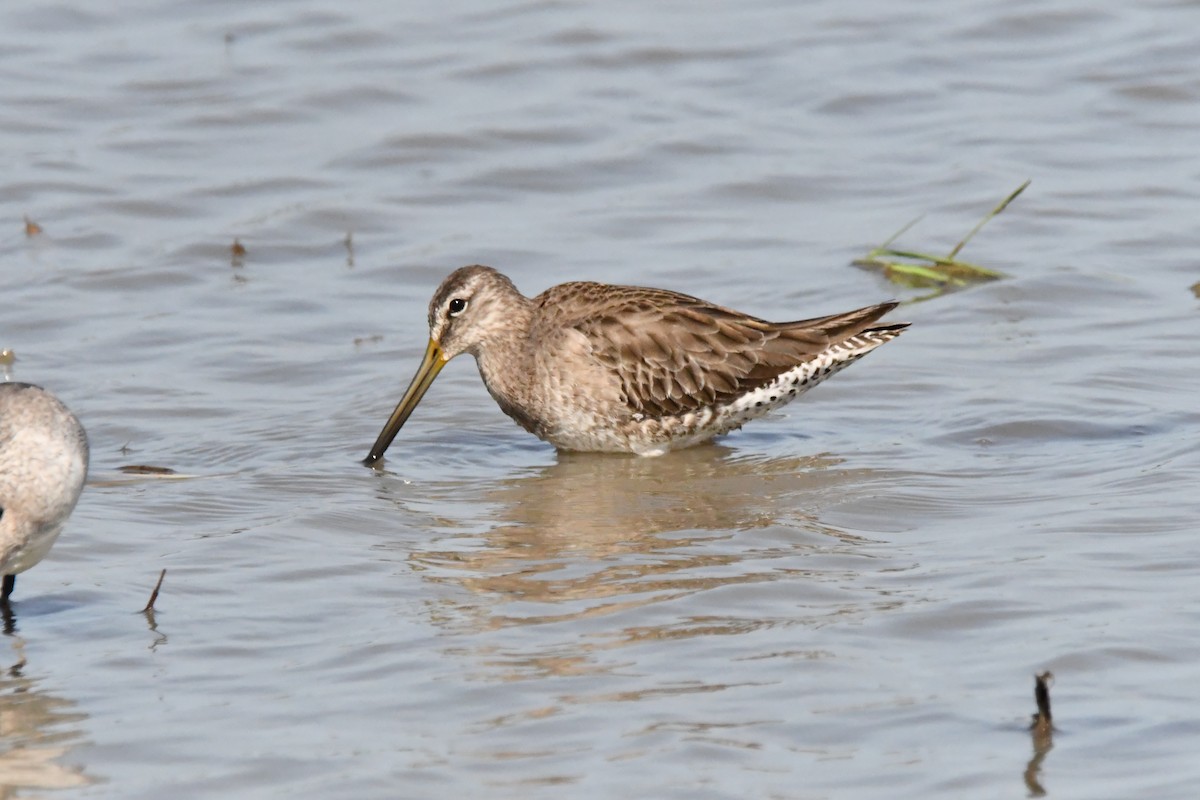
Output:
top-left (534, 281), bottom-right (903, 419)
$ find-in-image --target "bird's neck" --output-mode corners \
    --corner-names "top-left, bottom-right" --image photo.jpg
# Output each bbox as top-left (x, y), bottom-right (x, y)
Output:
top-left (472, 299), bottom-right (542, 432)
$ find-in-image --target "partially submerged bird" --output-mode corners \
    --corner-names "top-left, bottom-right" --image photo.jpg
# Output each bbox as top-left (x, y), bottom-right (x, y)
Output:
top-left (0, 382), bottom-right (88, 603)
top-left (364, 265), bottom-right (907, 463)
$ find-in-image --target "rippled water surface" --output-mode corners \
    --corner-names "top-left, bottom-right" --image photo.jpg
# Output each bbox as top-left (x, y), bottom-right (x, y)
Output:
top-left (3, 0), bottom-right (1200, 797)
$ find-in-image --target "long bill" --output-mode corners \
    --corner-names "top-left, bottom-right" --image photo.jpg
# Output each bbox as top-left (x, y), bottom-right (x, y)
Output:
top-left (363, 338), bottom-right (447, 467)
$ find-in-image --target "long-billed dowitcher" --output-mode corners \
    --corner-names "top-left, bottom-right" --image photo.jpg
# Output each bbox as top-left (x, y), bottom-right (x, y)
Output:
top-left (0, 383), bottom-right (88, 603)
top-left (364, 265), bottom-right (907, 464)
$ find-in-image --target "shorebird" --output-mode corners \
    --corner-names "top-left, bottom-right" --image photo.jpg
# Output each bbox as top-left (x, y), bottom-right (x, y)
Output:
top-left (364, 265), bottom-right (907, 464)
top-left (0, 383), bottom-right (88, 603)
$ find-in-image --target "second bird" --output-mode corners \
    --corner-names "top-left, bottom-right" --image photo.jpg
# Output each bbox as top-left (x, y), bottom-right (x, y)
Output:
top-left (364, 265), bottom-right (908, 463)
top-left (0, 382), bottom-right (88, 603)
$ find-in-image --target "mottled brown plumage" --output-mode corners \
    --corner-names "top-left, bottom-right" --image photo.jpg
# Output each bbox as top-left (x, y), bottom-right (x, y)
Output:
top-left (364, 265), bottom-right (907, 463)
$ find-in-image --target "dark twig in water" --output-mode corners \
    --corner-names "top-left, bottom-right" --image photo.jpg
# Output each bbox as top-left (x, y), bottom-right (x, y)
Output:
top-left (1024, 671), bottom-right (1055, 796)
top-left (142, 568), bottom-right (167, 613)
top-left (1031, 670), bottom-right (1053, 729)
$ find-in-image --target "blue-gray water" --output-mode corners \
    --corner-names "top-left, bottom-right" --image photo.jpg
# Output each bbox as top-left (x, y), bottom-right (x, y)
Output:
top-left (2, 0), bottom-right (1199, 797)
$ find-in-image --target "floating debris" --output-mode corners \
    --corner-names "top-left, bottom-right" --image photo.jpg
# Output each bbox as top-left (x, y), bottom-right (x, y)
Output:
top-left (854, 180), bottom-right (1029, 298)
top-left (118, 465), bottom-right (177, 475)
top-left (354, 334), bottom-right (384, 347)
top-left (142, 568), bottom-right (166, 613)
top-left (1024, 671), bottom-right (1055, 797)
top-left (0, 349), bottom-right (15, 367)
top-left (344, 231), bottom-right (355, 268)
top-left (90, 467), bottom-right (196, 488)
top-left (231, 238), bottom-right (247, 268)
top-left (22, 215), bottom-right (42, 237)
top-left (1031, 670), bottom-right (1053, 730)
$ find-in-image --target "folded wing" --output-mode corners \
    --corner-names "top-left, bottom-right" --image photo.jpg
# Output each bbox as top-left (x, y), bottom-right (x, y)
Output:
top-left (538, 282), bottom-right (904, 419)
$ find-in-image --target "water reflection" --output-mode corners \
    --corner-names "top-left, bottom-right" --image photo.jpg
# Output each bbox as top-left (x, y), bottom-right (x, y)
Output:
top-left (1023, 720), bottom-right (1053, 798)
top-left (0, 637), bottom-right (91, 795)
top-left (391, 446), bottom-right (899, 645)
top-left (142, 608), bottom-right (168, 652)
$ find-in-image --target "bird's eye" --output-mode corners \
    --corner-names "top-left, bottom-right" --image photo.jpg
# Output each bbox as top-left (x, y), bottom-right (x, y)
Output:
top-left (448, 298), bottom-right (468, 317)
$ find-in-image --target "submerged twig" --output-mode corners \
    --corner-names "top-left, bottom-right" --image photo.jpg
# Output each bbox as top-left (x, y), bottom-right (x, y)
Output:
top-left (142, 569), bottom-right (167, 613)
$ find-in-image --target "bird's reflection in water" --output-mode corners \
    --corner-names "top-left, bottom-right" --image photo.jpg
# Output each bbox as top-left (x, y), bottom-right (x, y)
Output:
top-left (382, 444), bottom-right (903, 652)
top-left (0, 634), bottom-right (92, 796)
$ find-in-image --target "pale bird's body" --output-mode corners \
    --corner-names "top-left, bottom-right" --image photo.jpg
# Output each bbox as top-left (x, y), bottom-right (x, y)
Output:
top-left (0, 382), bottom-right (88, 602)
top-left (365, 265), bottom-right (907, 464)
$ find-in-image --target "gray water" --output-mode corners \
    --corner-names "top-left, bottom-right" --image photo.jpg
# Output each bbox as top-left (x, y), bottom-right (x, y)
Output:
top-left (2, 0), bottom-right (1199, 797)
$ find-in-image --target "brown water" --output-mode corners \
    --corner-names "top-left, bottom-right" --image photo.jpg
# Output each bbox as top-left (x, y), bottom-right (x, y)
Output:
top-left (3, 0), bottom-right (1200, 797)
